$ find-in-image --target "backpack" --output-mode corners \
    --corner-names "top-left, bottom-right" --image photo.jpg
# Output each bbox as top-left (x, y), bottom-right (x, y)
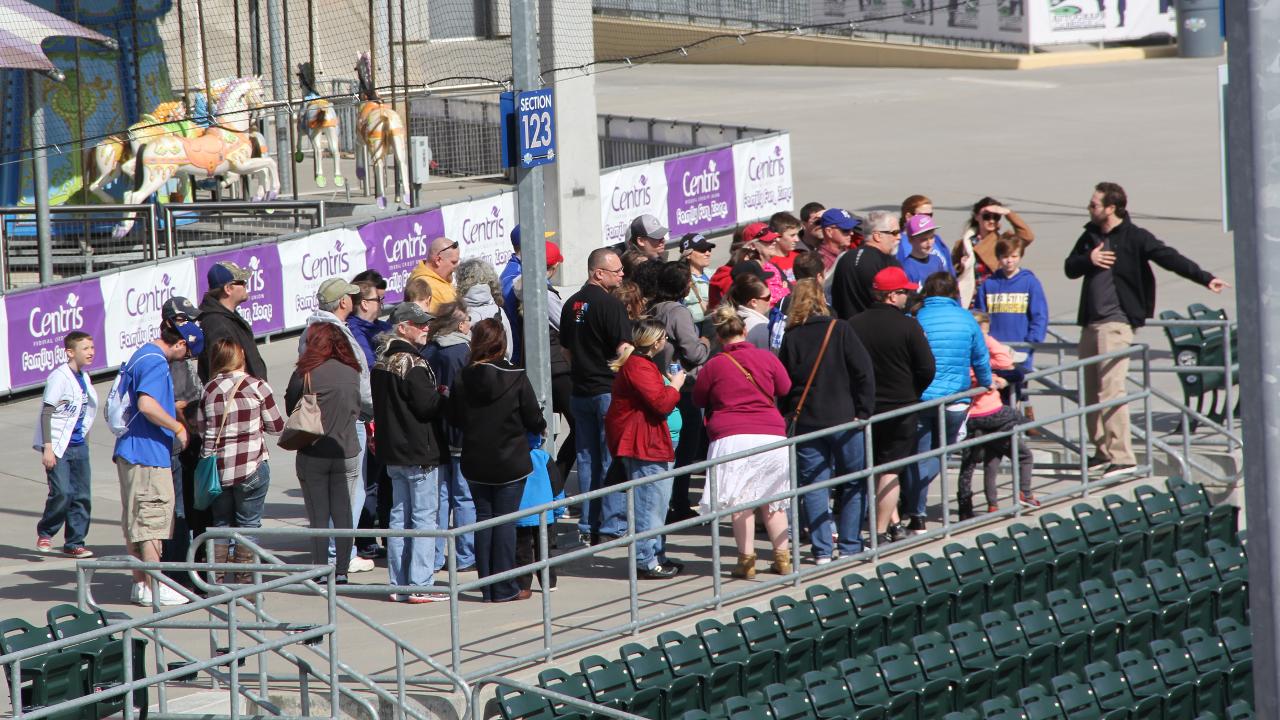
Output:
top-left (104, 352), bottom-right (164, 437)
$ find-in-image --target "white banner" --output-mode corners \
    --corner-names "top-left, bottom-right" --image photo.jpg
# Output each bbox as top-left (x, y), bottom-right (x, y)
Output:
top-left (599, 161), bottom-right (668, 248)
top-left (441, 191), bottom-right (519, 270)
top-left (1028, 0), bottom-right (1175, 45)
top-left (100, 258), bottom-right (198, 366)
top-left (732, 133), bottom-right (794, 223)
top-left (276, 228), bottom-right (368, 329)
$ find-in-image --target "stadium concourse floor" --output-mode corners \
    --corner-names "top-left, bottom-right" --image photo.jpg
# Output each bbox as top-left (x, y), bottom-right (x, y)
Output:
top-left (0, 55), bottom-right (1241, 713)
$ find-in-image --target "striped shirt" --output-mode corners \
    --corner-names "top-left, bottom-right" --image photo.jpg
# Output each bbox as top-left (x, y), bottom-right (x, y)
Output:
top-left (200, 372), bottom-right (285, 486)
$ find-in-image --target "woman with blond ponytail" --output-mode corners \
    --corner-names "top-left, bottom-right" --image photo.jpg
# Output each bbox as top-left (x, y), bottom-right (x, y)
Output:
top-left (693, 304), bottom-right (793, 579)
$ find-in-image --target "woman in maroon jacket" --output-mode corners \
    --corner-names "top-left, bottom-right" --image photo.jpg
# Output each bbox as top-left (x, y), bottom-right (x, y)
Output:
top-left (693, 304), bottom-right (793, 579)
top-left (604, 319), bottom-right (686, 579)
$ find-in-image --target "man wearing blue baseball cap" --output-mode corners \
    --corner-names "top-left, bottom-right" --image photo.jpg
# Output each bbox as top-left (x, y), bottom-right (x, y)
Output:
top-left (115, 298), bottom-right (205, 607)
top-left (500, 224), bottom-right (557, 364)
top-left (198, 261), bottom-right (268, 382)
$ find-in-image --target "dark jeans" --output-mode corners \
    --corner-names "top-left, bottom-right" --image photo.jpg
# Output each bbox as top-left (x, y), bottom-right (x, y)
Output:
top-left (671, 389), bottom-right (706, 513)
top-left (472, 479), bottom-right (527, 602)
top-left (208, 463), bottom-right (271, 539)
top-left (177, 441), bottom-right (208, 562)
top-left (904, 407), bottom-right (969, 518)
top-left (551, 373), bottom-right (577, 482)
top-left (516, 526), bottom-right (558, 592)
top-left (37, 443), bottom-right (92, 550)
top-left (358, 447), bottom-right (391, 551)
top-left (958, 406), bottom-right (1035, 507)
top-left (795, 426), bottom-right (867, 557)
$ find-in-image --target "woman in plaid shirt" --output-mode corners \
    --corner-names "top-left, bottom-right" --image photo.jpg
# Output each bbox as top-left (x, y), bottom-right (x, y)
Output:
top-left (201, 339), bottom-right (285, 582)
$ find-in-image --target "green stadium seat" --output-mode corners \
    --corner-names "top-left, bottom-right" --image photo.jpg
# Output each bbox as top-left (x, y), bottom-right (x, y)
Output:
top-left (804, 583), bottom-right (885, 657)
top-left (695, 619), bottom-right (780, 694)
top-left (1135, 485), bottom-right (1196, 556)
top-left (1167, 478), bottom-right (1238, 546)
top-left (679, 711), bottom-right (713, 720)
top-left (496, 685), bottom-right (555, 720)
top-left (45, 603), bottom-right (150, 720)
top-left (945, 711), bottom-right (980, 720)
top-left (839, 656), bottom-right (920, 719)
top-left (536, 668), bottom-right (594, 715)
top-left (579, 655), bottom-right (665, 717)
top-left (843, 573), bottom-right (919, 646)
top-left (1042, 512), bottom-right (1116, 582)
top-left (1226, 700), bottom-right (1255, 720)
top-left (1206, 540), bottom-right (1248, 584)
top-left (0, 617), bottom-right (90, 720)
top-left (1182, 628), bottom-right (1230, 673)
top-left (1096, 498), bottom-right (1149, 575)
top-left (949, 620), bottom-right (1025, 699)
top-left (723, 695), bottom-right (771, 720)
top-left (1079, 579), bottom-right (1154, 651)
top-left (802, 671), bottom-right (855, 719)
top-left (657, 631), bottom-right (744, 709)
top-left (1143, 559), bottom-right (1190, 605)
top-left (1111, 569), bottom-right (1189, 640)
top-left (1174, 550), bottom-right (1219, 593)
top-left (877, 562), bottom-right (951, 634)
top-left (766, 683), bottom-right (816, 720)
top-left (733, 607), bottom-right (815, 681)
top-left (1214, 618), bottom-right (1252, 662)
top-left (1214, 579), bottom-right (1248, 625)
top-left (915, 639), bottom-right (991, 709)
top-left (1086, 667), bottom-right (1136, 713)
top-left (1018, 683), bottom-right (1066, 720)
top-left (979, 533), bottom-right (1052, 602)
top-left (911, 552), bottom-right (986, 622)
top-left (771, 596), bottom-right (849, 670)
top-left (620, 642), bottom-right (703, 718)
top-left (1010, 521), bottom-right (1085, 592)
top-left (947, 543), bottom-right (1018, 613)
top-left (1227, 658), bottom-right (1252, 706)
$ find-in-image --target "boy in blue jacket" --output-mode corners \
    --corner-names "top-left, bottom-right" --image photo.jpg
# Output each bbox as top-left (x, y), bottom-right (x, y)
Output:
top-left (976, 237), bottom-right (1048, 423)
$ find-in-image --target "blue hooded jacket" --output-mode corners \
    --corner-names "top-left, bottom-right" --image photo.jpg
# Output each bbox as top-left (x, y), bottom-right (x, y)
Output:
top-left (347, 315), bottom-right (392, 369)
top-left (917, 296), bottom-right (992, 402)
top-left (975, 268), bottom-right (1048, 371)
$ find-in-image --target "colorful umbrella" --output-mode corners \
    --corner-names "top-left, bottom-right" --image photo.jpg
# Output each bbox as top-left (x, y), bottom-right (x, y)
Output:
top-left (0, 0), bottom-right (115, 76)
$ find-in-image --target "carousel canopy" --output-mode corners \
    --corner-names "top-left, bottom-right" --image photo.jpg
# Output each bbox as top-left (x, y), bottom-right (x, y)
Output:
top-left (0, 0), bottom-right (115, 76)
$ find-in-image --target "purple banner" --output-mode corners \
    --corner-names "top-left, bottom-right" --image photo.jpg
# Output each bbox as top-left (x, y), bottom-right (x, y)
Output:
top-left (664, 147), bottom-right (737, 236)
top-left (194, 247), bottom-right (286, 335)
top-left (6, 279), bottom-right (108, 388)
top-left (359, 209), bottom-right (447, 304)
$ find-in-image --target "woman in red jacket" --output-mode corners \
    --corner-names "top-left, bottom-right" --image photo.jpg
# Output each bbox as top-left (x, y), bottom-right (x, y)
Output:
top-left (605, 319), bottom-right (686, 580)
top-left (693, 304), bottom-right (794, 579)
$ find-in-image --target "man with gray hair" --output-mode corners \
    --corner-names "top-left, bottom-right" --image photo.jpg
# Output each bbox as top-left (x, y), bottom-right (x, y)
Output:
top-left (832, 209), bottom-right (903, 319)
top-left (298, 276), bottom-right (376, 573)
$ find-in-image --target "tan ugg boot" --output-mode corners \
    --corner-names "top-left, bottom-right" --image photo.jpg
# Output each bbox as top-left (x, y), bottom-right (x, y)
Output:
top-left (233, 544), bottom-right (257, 585)
top-left (770, 549), bottom-right (792, 575)
top-left (211, 543), bottom-right (229, 584)
top-left (731, 553), bottom-right (757, 579)
top-left (1024, 405), bottom-right (1041, 437)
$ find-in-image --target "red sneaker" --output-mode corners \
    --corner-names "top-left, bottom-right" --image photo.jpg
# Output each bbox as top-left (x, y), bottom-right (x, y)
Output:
top-left (63, 547), bottom-right (95, 559)
top-left (36, 536), bottom-right (53, 553)
top-left (1019, 493), bottom-right (1042, 508)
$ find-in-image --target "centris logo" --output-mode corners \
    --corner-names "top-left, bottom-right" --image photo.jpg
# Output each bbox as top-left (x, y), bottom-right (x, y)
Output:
top-left (245, 255), bottom-right (266, 293)
top-left (611, 173), bottom-right (653, 213)
top-left (28, 291), bottom-right (85, 339)
top-left (681, 158), bottom-right (722, 197)
top-left (125, 272), bottom-right (178, 317)
top-left (461, 205), bottom-right (505, 246)
top-left (302, 238), bottom-right (352, 280)
top-left (383, 221), bottom-right (431, 263)
top-left (747, 145), bottom-right (787, 182)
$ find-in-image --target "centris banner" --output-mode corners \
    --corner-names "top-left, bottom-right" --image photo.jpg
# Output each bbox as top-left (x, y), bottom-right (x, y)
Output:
top-left (194, 247), bottom-right (286, 335)
top-left (277, 228), bottom-right (369, 329)
top-left (359, 209), bottom-right (447, 304)
top-left (100, 259), bottom-right (198, 367)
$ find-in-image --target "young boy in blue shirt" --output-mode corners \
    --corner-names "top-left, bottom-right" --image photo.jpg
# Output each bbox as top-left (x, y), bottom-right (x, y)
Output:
top-left (975, 237), bottom-right (1048, 420)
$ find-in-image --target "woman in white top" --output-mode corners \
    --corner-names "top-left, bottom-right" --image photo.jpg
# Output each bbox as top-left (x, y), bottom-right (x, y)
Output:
top-left (727, 273), bottom-right (773, 352)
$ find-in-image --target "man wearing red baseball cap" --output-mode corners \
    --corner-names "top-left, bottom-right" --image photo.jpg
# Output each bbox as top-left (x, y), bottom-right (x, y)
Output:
top-left (848, 266), bottom-right (936, 546)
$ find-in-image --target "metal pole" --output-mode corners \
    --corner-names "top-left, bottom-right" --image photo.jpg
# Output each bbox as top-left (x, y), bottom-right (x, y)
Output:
top-left (512, 0), bottom-right (554, 430)
top-left (1226, 5), bottom-right (1280, 716)
top-left (266, 0), bottom-right (293, 196)
top-left (29, 77), bottom-right (52, 284)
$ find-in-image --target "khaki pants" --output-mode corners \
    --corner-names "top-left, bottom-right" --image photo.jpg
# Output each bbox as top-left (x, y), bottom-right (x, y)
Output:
top-left (1080, 321), bottom-right (1136, 465)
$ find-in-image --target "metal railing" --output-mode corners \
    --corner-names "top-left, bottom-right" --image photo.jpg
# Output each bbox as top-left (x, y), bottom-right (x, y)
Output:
top-left (4, 560), bottom-right (338, 720)
top-left (597, 114), bottom-right (771, 168)
top-left (162, 201), bottom-right (327, 256)
top-left (0, 204), bottom-right (160, 289)
top-left (173, 344), bottom-right (1240, 705)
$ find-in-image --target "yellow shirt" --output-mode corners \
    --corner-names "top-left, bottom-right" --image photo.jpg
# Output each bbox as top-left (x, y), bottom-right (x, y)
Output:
top-left (408, 262), bottom-right (456, 315)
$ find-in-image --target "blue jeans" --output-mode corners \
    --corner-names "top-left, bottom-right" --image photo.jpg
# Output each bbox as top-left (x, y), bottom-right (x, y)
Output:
top-left (570, 393), bottom-right (626, 536)
top-left (795, 427), bottom-right (867, 558)
top-left (209, 463), bottom-right (271, 542)
top-left (434, 457), bottom-right (476, 571)
top-left (905, 407), bottom-right (969, 518)
top-left (37, 443), bottom-right (92, 550)
top-left (624, 458), bottom-right (673, 570)
top-left (387, 465), bottom-right (440, 588)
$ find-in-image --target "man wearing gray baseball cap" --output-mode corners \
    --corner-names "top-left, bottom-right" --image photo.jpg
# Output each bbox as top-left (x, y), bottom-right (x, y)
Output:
top-left (610, 213), bottom-right (669, 261)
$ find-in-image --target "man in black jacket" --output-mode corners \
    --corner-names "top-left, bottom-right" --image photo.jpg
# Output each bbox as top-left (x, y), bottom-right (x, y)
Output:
top-left (848, 268), bottom-right (936, 545)
top-left (832, 210), bottom-right (903, 320)
top-left (371, 302), bottom-right (446, 603)
top-left (1065, 182), bottom-right (1228, 479)
top-left (198, 262), bottom-right (268, 382)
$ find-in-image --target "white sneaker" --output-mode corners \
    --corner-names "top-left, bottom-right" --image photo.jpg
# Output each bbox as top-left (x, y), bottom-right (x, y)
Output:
top-left (155, 583), bottom-right (190, 606)
top-left (131, 582), bottom-right (152, 606)
top-left (348, 557), bottom-right (375, 573)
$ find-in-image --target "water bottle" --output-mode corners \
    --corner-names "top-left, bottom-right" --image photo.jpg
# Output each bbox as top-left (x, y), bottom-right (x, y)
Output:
top-left (668, 362), bottom-right (682, 376)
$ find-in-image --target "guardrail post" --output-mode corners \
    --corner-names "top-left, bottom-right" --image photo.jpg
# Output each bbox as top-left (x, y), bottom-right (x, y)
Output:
top-left (865, 429), bottom-right (878, 553)
top-left (1076, 365), bottom-right (1089, 495)
top-left (449, 535), bottom-right (462, 674)
top-left (1222, 318), bottom-right (1235, 448)
top-left (626, 486), bottom-right (639, 633)
top-left (709, 463), bottom-right (722, 609)
top-left (1142, 346), bottom-right (1154, 473)
top-left (538, 515), bottom-right (554, 655)
top-left (327, 568), bottom-right (339, 720)
top-left (787, 443), bottom-right (801, 584)
top-left (229, 594), bottom-right (240, 720)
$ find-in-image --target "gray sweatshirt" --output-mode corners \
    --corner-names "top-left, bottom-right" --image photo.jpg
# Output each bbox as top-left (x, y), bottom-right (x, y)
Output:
top-left (651, 300), bottom-right (711, 378)
top-left (298, 310), bottom-right (374, 419)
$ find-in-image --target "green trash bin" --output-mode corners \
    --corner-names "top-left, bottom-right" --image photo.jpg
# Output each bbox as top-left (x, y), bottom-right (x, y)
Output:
top-left (1177, 0), bottom-right (1223, 58)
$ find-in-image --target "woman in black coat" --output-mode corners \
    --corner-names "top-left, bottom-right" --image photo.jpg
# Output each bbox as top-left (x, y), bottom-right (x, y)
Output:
top-left (448, 318), bottom-right (547, 602)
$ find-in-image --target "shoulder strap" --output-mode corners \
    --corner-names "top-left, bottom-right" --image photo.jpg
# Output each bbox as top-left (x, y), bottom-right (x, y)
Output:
top-left (792, 320), bottom-right (838, 426)
top-left (721, 351), bottom-right (771, 402)
top-left (213, 376), bottom-right (249, 448)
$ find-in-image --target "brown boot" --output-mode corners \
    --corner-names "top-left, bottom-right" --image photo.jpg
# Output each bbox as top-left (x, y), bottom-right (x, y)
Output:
top-left (232, 544), bottom-right (257, 585)
top-left (211, 543), bottom-right (229, 585)
top-left (770, 549), bottom-right (792, 575)
top-left (731, 554), bottom-right (757, 579)
top-left (1024, 405), bottom-right (1040, 437)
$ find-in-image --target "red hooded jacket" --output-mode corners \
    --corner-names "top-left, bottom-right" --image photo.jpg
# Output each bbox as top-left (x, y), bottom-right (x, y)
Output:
top-left (605, 354), bottom-right (680, 462)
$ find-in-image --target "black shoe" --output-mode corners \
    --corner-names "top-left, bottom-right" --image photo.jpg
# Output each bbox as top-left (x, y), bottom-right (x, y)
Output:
top-left (660, 557), bottom-right (685, 571)
top-left (334, 574), bottom-right (349, 585)
top-left (666, 506), bottom-right (698, 523)
top-left (591, 532), bottom-right (623, 546)
top-left (639, 564), bottom-right (680, 579)
top-left (957, 497), bottom-right (974, 522)
top-left (1101, 463), bottom-right (1137, 479)
top-left (564, 507), bottom-right (582, 520)
top-left (887, 522), bottom-right (908, 543)
top-left (455, 564), bottom-right (476, 573)
top-left (358, 544), bottom-right (386, 560)
top-left (875, 533), bottom-right (891, 546)
top-left (1087, 454), bottom-right (1110, 472)
top-left (578, 533), bottom-right (593, 547)
top-left (907, 516), bottom-right (927, 536)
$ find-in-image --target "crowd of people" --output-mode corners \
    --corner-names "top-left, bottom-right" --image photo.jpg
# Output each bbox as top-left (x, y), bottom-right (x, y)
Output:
top-left (30, 181), bottom-right (1228, 605)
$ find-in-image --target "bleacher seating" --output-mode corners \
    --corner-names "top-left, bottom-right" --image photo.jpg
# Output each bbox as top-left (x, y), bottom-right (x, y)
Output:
top-left (495, 478), bottom-right (1252, 720)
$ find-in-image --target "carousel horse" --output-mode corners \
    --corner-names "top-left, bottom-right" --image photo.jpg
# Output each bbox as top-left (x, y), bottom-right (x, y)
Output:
top-left (112, 76), bottom-right (280, 239)
top-left (191, 80), bottom-right (274, 198)
top-left (293, 61), bottom-right (344, 188)
top-left (85, 101), bottom-right (195, 203)
top-left (354, 52), bottom-right (409, 208)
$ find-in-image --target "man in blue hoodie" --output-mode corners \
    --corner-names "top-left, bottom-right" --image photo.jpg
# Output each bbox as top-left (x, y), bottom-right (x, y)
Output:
top-left (907, 272), bottom-right (995, 535)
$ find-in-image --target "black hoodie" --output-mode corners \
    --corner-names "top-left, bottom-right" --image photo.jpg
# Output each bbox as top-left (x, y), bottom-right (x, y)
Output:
top-left (778, 315), bottom-right (876, 429)
top-left (371, 338), bottom-right (443, 467)
top-left (448, 360), bottom-right (547, 484)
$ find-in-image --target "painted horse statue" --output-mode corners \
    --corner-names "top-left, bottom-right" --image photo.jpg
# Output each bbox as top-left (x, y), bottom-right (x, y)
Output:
top-left (112, 76), bottom-right (280, 239)
top-left (85, 101), bottom-right (195, 204)
top-left (293, 61), bottom-right (344, 188)
top-left (355, 52), bottom-right (409, 208)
